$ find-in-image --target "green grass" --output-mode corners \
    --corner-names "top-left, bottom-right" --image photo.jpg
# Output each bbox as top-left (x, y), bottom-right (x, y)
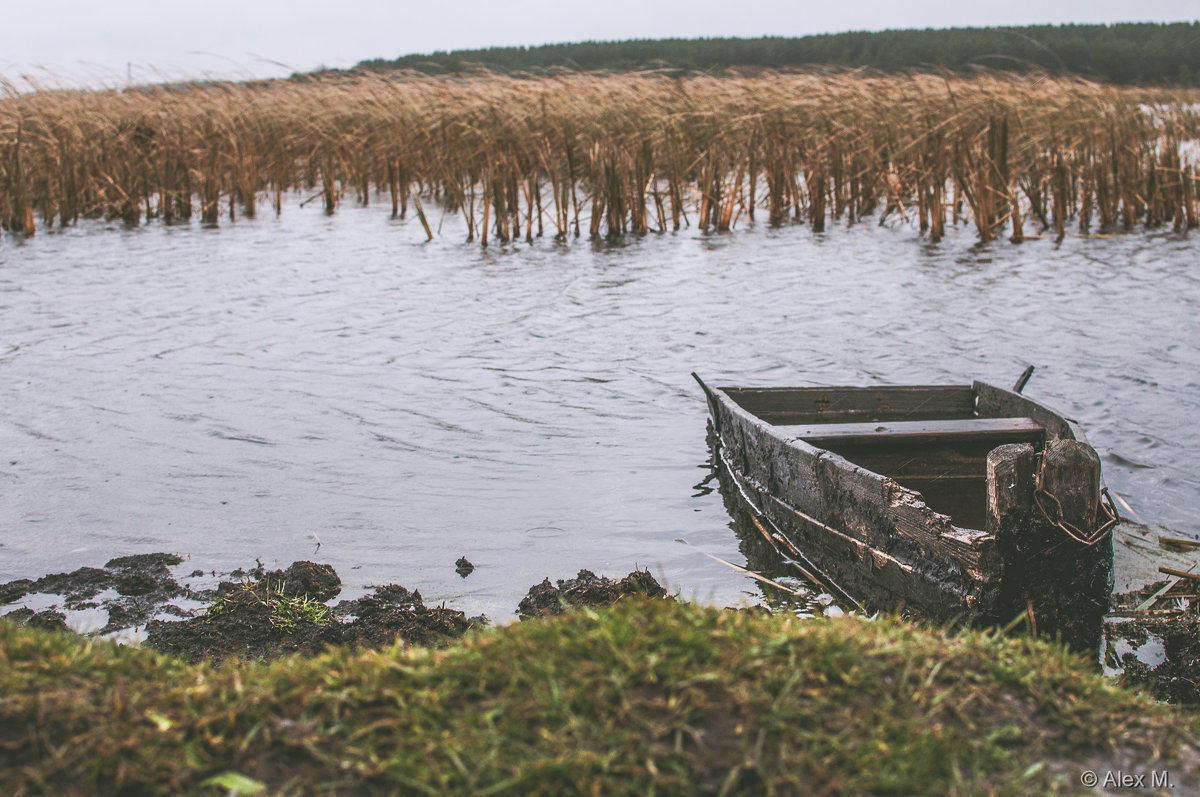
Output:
top-left (206, 579), bottom-right (333, 632)
top-left (1, 599), bottom-right (1194, 795)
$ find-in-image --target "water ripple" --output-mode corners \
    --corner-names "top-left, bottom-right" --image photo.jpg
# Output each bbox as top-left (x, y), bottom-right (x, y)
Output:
top-left (2, 206), bottom-right (1197, 615)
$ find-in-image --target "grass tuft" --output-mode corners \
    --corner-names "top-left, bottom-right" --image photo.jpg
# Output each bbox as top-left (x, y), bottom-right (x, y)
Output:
top-left (206, 579), bottom-right (332, 632)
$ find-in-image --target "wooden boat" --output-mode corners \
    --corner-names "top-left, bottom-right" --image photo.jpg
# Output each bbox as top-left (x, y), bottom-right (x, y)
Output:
top-left (694, 372), bottom-right (1117, 650)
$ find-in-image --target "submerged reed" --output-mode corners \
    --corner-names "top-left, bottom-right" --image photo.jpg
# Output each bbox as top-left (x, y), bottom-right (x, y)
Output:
top-left (1, 70), bottom-right (1197, 244)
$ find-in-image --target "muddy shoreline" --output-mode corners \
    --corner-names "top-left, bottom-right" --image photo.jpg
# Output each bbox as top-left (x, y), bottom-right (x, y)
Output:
top-left (3, 552), bottom-right (1197, 704)
top-left (1, 554), bottom-right (668, 664)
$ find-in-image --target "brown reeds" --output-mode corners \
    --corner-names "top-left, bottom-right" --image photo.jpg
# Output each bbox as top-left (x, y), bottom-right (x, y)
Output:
top-left (1, 70), bottom-right (1198, 244)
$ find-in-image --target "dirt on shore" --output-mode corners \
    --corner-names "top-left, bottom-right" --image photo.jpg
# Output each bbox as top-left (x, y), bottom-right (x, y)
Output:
top-left (146, 563), bottom-right (490, 664)
top-left (1, 555), bottom-right (668, 665)
top-left (1107, 581), bottom-right (1200, 705)
top-left (1, 553), bottom-right (191, 634)
top-left (516, 568), bottom-right (669, 618)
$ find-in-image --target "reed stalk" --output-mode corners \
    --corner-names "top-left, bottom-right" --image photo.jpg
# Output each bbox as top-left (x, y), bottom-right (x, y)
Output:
top-left (1, 70), bottom-right (1197, 245)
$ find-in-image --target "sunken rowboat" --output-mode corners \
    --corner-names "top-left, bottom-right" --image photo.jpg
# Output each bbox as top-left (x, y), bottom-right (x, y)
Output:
top-left (693, 373), bottom-right (1117, 650)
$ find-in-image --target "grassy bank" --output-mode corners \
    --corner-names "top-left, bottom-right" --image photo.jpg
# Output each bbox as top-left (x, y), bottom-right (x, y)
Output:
top-left (2, 71), bottom-right (1198, 244)
top-left (2, 599), bottom-right (1195, 795)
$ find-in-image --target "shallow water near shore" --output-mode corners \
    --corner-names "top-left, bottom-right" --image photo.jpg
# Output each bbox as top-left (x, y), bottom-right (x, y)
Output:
top-left (2, 201), bottom-right (1198, 619)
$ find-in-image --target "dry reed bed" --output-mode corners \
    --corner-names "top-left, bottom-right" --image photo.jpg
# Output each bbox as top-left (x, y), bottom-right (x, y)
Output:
top-left (1, 71), bottom-right (1198, 244)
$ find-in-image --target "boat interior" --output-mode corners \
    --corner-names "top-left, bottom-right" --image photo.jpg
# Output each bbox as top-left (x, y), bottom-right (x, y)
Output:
top-left (723, 385), bottom-right (1051, 531)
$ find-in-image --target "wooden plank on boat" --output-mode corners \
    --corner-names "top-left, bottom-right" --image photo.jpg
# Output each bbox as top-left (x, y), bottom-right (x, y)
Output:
top-left (755, 468), bottom-right (999, 621)
top-left (973, 381), bottom-right (1082, 442)
top-left (723, 385), bottom-right (976, 425)
top-left (711, 390), bottom-right (997, 573)
top-left (892, 476), bottom-right (989, 532)
top-left (779, 417), bottom-right (1044, 447)
top-left (826, 444), bottom-right (999, 481)
top-left (722, 450), bottom-right (997, 622)
top-left (814, 451), bottom-right (998, 573)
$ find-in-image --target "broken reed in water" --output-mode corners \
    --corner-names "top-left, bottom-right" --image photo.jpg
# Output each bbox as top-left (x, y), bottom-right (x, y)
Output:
top-left (1, 70), bottom-right (1198, 244)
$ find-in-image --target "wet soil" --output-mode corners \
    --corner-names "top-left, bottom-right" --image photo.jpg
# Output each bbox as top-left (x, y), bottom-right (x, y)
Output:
top-left (254, 560), bottom-right (343, 602)
top-left (1107, 582), bottom-right (1200, 705)
top-left (3, 607), bottom-right (70, 632)
top-left (147, 579), bottom-right (488, 664)
top-left (516, 568), bottom-right (669, 619)
top-left (1115, 615), bottom-right (1200, 705)
top-left (1, 553), bottom-right (189, 634)
top-left (1, 555), bottom-right (668, 665)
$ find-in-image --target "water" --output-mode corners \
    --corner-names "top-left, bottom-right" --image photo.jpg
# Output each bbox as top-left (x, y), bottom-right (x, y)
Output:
top-left (3, 203), bottom-right (1198, 619)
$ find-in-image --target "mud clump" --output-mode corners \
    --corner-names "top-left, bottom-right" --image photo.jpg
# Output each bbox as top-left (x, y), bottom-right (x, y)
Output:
top-left (147, 586), bottom-right (341, 663)
top-left (114, 571), bottom-right (159, 597)
top-left (259, 561), bottom-right (342, 602)
top-left (0, 553), bottom-right (189, 634)
top-left (105, 553), bottom-right (185, 571)
top-left (0, 579), bottom-right (36, 605)
top-left (334, 584), bottom-right (486, 650)
top-left (517, 568), bottom-right (668, 619)
top-left (98, 554), bottom-right (187, 631)
top-left (33, 567), bottom-right (113, 606)
top-left (3, 607), bottom-right (70, 632)
top-left (1115, 614), bottom-right (1200, 705)
top-left (107, 554), bottom-right (185, 599)
top-left (148, 576), bottom-right (485, 665)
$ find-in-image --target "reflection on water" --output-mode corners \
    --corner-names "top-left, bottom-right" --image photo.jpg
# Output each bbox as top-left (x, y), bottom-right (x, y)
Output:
top-left (2, 203), bottom-right (1198, 618)
top-left (705, 430), bottom-right (851, 618)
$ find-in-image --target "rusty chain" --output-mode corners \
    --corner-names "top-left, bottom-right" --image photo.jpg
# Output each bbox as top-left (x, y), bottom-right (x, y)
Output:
top-left (1033, 454), bottom-right (1120, 546)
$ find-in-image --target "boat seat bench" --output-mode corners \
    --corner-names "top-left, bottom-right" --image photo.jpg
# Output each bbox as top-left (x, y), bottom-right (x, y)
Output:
top-left (778, 416), bottom-right (1045, 448)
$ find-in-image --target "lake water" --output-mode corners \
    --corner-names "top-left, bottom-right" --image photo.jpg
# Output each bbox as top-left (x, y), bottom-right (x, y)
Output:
top-left (2, 202), bottom-right (1198, 619)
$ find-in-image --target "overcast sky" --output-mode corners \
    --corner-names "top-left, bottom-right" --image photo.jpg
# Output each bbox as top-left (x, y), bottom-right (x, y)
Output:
top-left (3, 0), bottom-right (1197, 87)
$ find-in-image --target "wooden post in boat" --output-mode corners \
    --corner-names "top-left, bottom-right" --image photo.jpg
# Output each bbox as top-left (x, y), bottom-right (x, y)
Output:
top-left (988, 440), bottom-right (1112, 652)
top-left (987, 443), bottom-right (1036, 533)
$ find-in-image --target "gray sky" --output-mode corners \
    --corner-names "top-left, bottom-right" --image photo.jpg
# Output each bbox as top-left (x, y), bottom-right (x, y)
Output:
top-left (4, 0), bottom-right (1198, 87)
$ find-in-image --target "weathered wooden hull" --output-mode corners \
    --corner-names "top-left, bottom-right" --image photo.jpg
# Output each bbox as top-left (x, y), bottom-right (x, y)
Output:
top-left (698, 378), bottom-right (1114, 650)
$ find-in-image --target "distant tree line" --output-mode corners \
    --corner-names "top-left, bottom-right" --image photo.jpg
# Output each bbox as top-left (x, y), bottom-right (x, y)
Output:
top-left (354, 23), bottom-right (1200, 85)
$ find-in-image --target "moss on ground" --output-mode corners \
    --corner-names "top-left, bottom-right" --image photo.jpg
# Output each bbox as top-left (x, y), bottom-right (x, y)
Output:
top-left (2, 599), bottom-right (1196, 795)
